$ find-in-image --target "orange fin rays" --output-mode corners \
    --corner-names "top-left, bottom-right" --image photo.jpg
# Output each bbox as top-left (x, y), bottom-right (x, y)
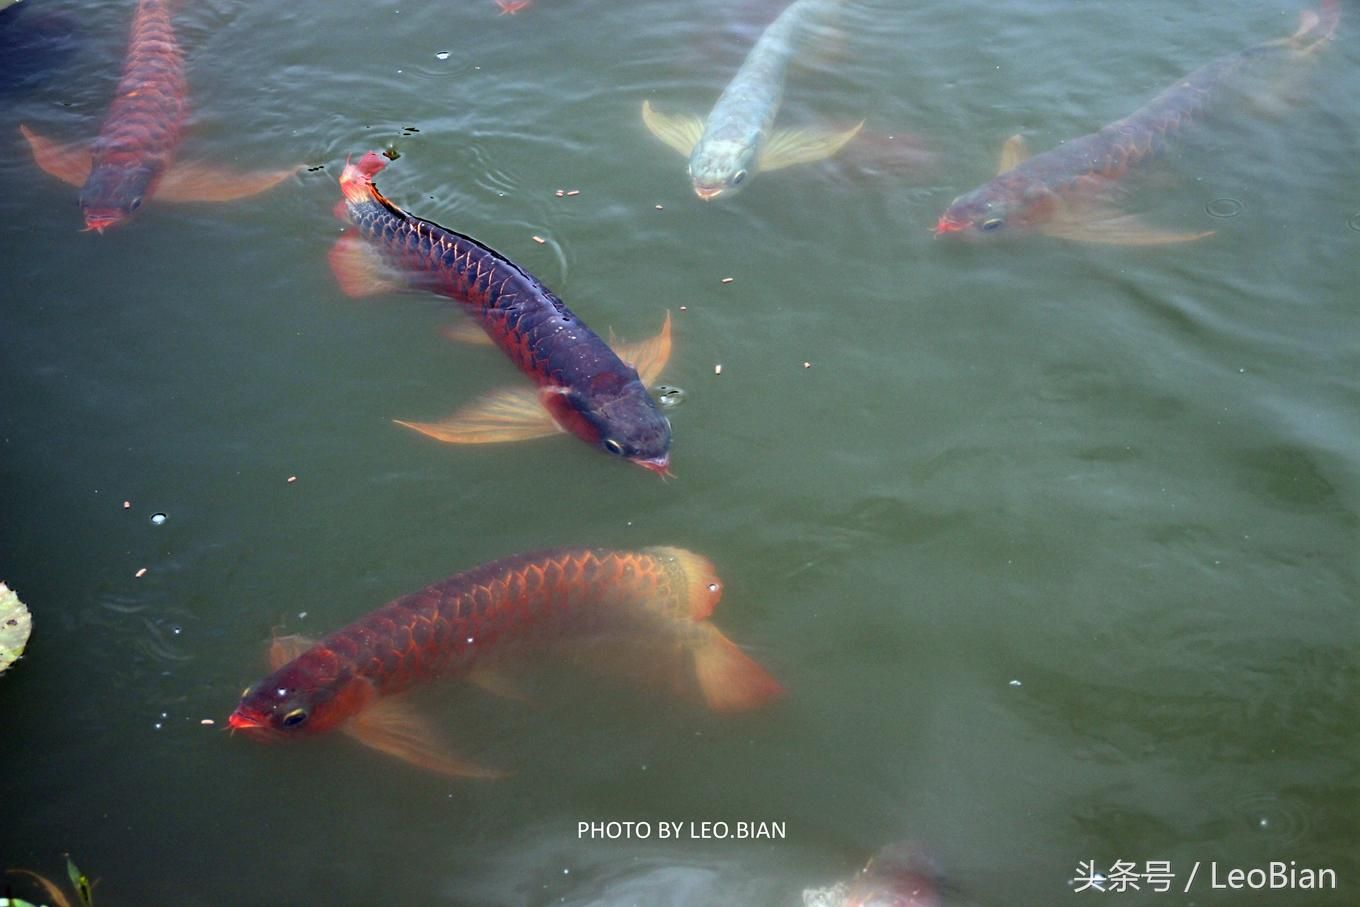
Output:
top-left (19, 125), bottom-right (92, 187)
top-left (395, 386), bottom-right (563, 444)
top-left (154, 160), bottom-right (297, 203)
top-left (268, 634), bottom-right (316, 670)
top-left (342, 695), bottom-right (506, 778)
top-left (692, 624), bottom-right (785, 713)
top-left (328, 231), bottom-right (406, 297)
top-left (610, 312), bottom-right (673, 386)
top-left (1039, 198), bottom-right (1214, 246)
top-left (441, 318), bottom-right (496, 346)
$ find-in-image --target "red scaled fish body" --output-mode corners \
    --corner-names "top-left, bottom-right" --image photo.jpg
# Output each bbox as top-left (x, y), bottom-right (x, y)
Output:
top-left (330, 153), bottom-right (673, 474)
top-left (935, 0), bottom-right (1339, 244)
top-left (228, 547), bottom-right (782, 776)
top-left (19, 0), bottom-right (294, 231)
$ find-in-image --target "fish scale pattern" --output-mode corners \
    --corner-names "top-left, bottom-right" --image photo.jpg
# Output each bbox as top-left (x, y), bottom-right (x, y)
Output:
top-left (290, 548), bottom-right (691, 700)
top-left (90, 0), bottom-right (185, 174)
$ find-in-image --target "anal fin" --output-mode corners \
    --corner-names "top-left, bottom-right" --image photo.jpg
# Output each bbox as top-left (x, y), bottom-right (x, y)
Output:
top-left (343, 694), bottom-right (506, 778)
top-left (641, 100), bottom-right (705, 157)
top-left (19, 124), bottom-right (92, 187)
top-left (155, 160), bottom-right (297, 203)
top-left (757, 121), bottom-right (864, 172)
top-left (395, 385), bottom-right (562, 444)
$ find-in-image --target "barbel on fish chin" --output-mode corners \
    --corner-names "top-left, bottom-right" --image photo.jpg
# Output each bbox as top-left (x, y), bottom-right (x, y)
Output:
top-left (329, 151), bottom-right (674, 475)
top-left (18, 0), bottom-right (295, 231)
top-left (227, 547), bottom-right (784, 777)
top-left (642, 0), bottom-right (863, 199)
top-left (934, 0), bottom-right (1340, 245)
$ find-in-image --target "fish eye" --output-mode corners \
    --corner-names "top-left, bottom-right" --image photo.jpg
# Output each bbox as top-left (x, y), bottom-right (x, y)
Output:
top-left (281, 708), bottom-right (308, 727)
top-left (603, 438), bottom-right (625, 455)
top-left (980, 217), bottom-right (1004, 231)
top-left (731, 169), bottom-right (747, 185)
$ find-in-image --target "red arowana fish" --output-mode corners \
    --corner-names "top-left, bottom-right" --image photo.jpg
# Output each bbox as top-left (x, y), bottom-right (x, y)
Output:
top-left (841, 843), bottom-right (941, 907)
top-left (935, 0), bottom-right (1340, 244)
top-left (329, 152), bottom-right (674, 475)
top-left (19, 0), bottom-right (295, 232)
top-left (227, 547), bottom-right (782, 776)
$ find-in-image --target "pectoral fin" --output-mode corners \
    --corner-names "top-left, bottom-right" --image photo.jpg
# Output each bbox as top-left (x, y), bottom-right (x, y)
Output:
top-left (328, 231), bottom-right (405, 297)
top-left (757, 121), bottom-right (864, 172)
top-left (19, 124), bottom-right (92, 187)
top-left (611, 311), bottom-right (672, 385)
top-left (641, 100), bottom-right (705, 157)
top-left (268, 634), bottom-right (316, 670)
top-left (343, 695), bottom-right (506, 778)
top-left (395, 386), bottom-right (562, 444)
top-left (468, 664), bottom-right (535, 703)
top-left (1040, 204), bottom-right (1214, 245)
top-left (997, 133), bottom-right (1030, 174)
top-left (691, 624), bottom-right (784, 713)
top-left (155, 160), bottom-right (296, 203)
top-left (441, 318), bottom-right (495, 346)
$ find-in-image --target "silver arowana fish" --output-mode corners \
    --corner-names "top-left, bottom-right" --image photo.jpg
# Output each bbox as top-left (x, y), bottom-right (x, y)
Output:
top-left (643, 0), bottom-right (862, 200)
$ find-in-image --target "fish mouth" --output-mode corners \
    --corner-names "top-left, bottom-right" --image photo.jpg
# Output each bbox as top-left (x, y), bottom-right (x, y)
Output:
top-left (82, 211), bottom-right (124, 233)
top-left (227, 709), bottom-right (271, 733)
top-left (933, 215), bottom-right (968, 236)
top-left (693, 185), bottom-right (724, 201)
top-left (632, 454), bottom-right (673, 478)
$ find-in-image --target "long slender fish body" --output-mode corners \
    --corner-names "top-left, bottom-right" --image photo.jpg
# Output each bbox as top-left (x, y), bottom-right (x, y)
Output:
top-left (687, 0), bottom-right (842, 198)
top-left (81, 0), bottom-right (186, 231)
top-left (336, 153), bottom-right (671, 473)
top-left (227, 547), bottom-right (782, 773)
top-left (936, 0), bottom-right (1340, 239)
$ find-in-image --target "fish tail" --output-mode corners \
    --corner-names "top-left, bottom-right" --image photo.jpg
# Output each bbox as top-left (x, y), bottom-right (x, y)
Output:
top-left (691, 624), bottom-right (784, 713)
top-left (338, 151), bottom-right (389, 205)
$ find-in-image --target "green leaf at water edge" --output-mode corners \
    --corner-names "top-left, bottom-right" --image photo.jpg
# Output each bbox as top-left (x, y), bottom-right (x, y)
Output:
top-left (0, 582), bottom-right (32, 675)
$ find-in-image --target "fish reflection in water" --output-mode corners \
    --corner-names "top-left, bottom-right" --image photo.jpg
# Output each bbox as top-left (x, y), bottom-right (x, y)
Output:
top-left (805, 842), bottom-right (942, 907)
top-left (228, 547), bottom-right (782, 777)
top-left (643, 0), bottom-right (863, 200)
top-left (935, 0), bottom-right (1339, 244)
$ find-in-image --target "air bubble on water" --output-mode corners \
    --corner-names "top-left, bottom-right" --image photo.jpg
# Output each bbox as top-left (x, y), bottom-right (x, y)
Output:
top-left (435, 51), bottom-right (450, 60)
top-left (151, 512), bottom-right (167, 525)
top-left (655, 385), bottom-right (686, 408)
top-left (1009, 679), bottom-right (1022, 687)
top-left (172, 625), bottom-right (182, 635)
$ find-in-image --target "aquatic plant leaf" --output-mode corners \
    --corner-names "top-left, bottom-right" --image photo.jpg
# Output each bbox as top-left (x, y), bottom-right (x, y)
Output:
top-left (0, 582), bottom-right (33, 675)
top-left (64, 854), bottom-right (92, 907)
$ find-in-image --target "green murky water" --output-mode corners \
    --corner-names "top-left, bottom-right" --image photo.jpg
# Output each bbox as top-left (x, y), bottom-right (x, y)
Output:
top-left (1, 0), bottom-right (1356, 904)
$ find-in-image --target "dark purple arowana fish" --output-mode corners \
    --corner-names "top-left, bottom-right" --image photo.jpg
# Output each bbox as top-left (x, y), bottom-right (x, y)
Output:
top-left (329, 152), bottom-right (674, 475)
top-left (19, 0), bottom-right (295, 232)
top-left (228, 547), bottom-right (782, 776)
top-left (935, 0), bottom-right (1339, 244)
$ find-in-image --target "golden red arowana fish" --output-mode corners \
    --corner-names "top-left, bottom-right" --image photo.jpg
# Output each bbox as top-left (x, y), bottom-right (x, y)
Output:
top-left (330, 152), bottom-right (674, 475)
top-left (19, 0), bottom-right (295, 231)
top-left (228, 547), bottom-right (782, 777)
top-left (935, 0), bottom-right (1339, 244)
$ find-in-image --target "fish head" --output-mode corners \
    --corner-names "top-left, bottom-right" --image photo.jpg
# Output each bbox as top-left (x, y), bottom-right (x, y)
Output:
top-left (228, 657), bottom-right (374, 739)
top-left (935, 175), bottom-right (1055, 238)
top-left (687, 138), bottom-right (755, 201)
top-left (79, 162), bottom-right (157, 232)
top-left (843, 842), bottom-right (941, 907)
top-left (573, 372), bottom-right (673, 475)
